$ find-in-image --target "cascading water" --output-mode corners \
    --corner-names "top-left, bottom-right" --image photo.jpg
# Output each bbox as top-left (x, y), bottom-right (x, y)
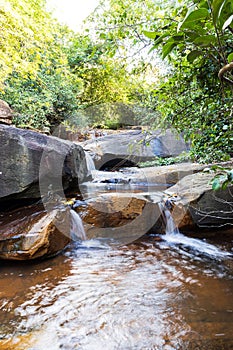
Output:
top-left (159, 202), bottom-right (231, 258)
top-left (163, 204), bottom-right (179, 235)
top-left (70, 209), bottom-right (86, 241)
top-left (84, 151), bottom-right (96, 176)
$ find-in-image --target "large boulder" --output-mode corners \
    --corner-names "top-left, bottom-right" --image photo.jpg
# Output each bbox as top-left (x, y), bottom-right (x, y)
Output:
top-left (0, 205), bottom-right (71, 260)
top-left (0, 124), bottom-right (88, 205)
top-left (165, 171), bottom-right (233, 229)
top-left (77, 192), bottom-right (163, 244)
top-left (81, 129), bottom-right (189, 170)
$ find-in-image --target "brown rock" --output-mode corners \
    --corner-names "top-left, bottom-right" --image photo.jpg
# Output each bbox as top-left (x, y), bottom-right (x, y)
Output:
top-left (0, 100), bottom-right (13, 125)
top-left (0, 124), bottom-right (88, 204)
top-left (0, 205), bottom-right (71, 260)
top-left (165, 171), bottom-right (233, 228)
top-left (78, 193), bottom-right (162, 244)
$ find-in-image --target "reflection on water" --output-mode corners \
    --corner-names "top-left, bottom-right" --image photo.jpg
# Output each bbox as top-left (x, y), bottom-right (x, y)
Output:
top-left (0, 234), bottom-right (232, 350)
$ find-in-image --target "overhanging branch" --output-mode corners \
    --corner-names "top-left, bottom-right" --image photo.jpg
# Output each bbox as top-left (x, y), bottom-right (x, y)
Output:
top-left (218, 62), bottom-right (233, 85)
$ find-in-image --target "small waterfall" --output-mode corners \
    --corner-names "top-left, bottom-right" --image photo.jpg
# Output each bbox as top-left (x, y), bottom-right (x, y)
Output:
top-left (159, 202), bottom-right (231, 258)
top-left (163, 206), bottom-right (180, 235)
top-left (70, 209), bottom-right (86, 241)
top-left (85, 151), bottom-right (95, 176)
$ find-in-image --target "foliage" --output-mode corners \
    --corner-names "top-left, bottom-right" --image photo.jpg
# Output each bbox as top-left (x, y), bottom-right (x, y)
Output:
top-left (66, 33), bottom-right (158, 127)
top-left (0, 2), bottom-right (154, 130)
top-left (0, 0), bottom-right (56, 89)
top-left (0, 0), bottom-right (83, 129)
top-left (209, 165), bottom-right (233, 190)
top-left (85, 0), bottom-right (233, 162)
top-left (1, 0), bottom-right (232, 164)
top-left (142, 0), bottom-right (233, 162)
top-left (138, 152), bottom-right (191, 167)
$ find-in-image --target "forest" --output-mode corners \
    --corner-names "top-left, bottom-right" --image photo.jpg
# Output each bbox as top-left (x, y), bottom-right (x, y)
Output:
top-left (1, 0), bottom-right (232, 163)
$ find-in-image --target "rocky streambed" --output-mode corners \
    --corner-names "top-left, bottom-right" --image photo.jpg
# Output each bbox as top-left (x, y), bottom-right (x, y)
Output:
top-left (0, 122), bottom-right (233, 350)
top-left (0, 124), bottom-right (233, 260)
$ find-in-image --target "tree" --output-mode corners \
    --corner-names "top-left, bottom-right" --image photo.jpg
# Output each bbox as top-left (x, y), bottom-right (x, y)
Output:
top-left (85, 0), bottom-right (233, 161)
top-left (0, 0), bottom-right (83, 129)
top-left (142, 0), bottom-right (233, 162)
top-left (66, 33), bottom-right (158, 128)
top-left (1, 0), bottom-right (156, 130)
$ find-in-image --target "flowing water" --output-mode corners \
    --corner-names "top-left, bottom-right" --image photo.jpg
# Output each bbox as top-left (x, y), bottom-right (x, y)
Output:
top-left (0, 228), bottom-right (232, 349)
top-left (70, 210), bottom-right (87, 241)
top-left (84, 152), bottom-right (96, 177)
top-left (161, 205), bottom-right (232, 259)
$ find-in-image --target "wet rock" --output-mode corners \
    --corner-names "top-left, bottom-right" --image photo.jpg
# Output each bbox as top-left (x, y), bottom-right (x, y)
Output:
top-left (0, 206), bottom-right (71, 260)
top-left (81, 129), bottom-right (189, 170)
top-left (0, 100), bottom-right (13, 125)
top-left (165, 171), bottom-right (233, 229)
top-left (77, 193), bottom-right (163, 243)
top-left (0, 124), bottom-right (88, 205)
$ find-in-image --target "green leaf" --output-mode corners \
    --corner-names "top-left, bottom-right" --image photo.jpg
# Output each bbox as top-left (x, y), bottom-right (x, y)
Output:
top-left (222, 14), bottom-right (233, 30)
top-left (143, 31), bottom-right (157, 39)
top-left (222, 180), bottom-right (229, 190)
top-left (212, 0), bottom-right (227, 25)
top-left (178, 8), bottom-right (210, 32)
top-left (152, 33), bottom-right (170, 47)
top-left (212, 178), bottom-right (221, 190)
top-left (162, 41), bottom-right (177, 59)
top-left (227, 53), bottom-right (233, 63)
top-left (199, 0), bottom-right (209, 9)
top-left (187, 50), bottom-right (203, 63)
top-left (211, 165), bottom-right (227, 171)
top-left (194, 35), bottom-right (216, 46)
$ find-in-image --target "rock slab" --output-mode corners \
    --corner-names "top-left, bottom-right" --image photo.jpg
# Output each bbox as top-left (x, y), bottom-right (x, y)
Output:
top-left (82, 129), bottom-right (189, 169)
top-left (0, 206), bottom-right (71, 260)
top-left (165, 171), bottom-right (233, 229)
top-left (77, 192), bottom-right (163, 244)
top-left (0, 124), bottom-right (88, 204)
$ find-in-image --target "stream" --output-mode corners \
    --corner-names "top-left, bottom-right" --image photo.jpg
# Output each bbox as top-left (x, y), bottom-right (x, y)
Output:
top-left (0, 229), bottom-right (232, 349)
top-left (0, 159), bottom-right (233, 349)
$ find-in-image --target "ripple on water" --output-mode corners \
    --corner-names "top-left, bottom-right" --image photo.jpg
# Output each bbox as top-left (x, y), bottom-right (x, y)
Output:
top-left (0, 237), bottom-right (233, 350)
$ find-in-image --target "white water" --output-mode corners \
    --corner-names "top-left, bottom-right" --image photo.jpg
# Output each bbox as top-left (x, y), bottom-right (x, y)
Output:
top-left (70, 209), bottom-right (87, 241)
top-left (84, 151), bottom-right (96, 176)
top-left (161, 204), bottom-right (231, 258)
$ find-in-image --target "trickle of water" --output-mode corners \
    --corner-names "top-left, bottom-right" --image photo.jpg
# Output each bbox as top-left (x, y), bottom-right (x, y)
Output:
top-left (164, 206), bottom-right (180, 235)
top-left (70, 209), bottom-right (86, 241)
top-left (84, 151), bottom-right (95, 176)
top-left (160, 203), bottom-right (231, 259)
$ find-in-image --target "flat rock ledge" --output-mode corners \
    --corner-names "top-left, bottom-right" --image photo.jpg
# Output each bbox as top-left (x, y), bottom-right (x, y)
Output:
top-left (77, 192), bottom-right (163, 244)
top-left (79, 161), bottom-right (233, 238)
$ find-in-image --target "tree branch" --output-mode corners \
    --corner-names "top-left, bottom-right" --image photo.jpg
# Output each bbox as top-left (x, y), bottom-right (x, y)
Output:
top-left (218, 62), bottom-right (233, 85)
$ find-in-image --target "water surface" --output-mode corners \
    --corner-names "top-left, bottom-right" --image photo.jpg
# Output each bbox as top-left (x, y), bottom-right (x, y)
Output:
top-left (0, 233), bottom-right (232, 349)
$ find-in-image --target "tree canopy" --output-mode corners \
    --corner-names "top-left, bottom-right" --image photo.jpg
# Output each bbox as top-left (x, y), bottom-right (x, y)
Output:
top-left (0, 0), bottom-right (232, 161)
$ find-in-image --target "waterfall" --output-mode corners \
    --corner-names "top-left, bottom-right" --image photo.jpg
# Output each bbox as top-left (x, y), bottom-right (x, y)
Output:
top-left (85, 151), bottom-right (95, 176)
top-left (70, 209), bottom-right (86, 241)
top-left (163, 206), bottom-right (180, 235)
top-left (159, 202), bottom-right (231, 258)
top-left (158, 201), bottom-right (180, 235)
